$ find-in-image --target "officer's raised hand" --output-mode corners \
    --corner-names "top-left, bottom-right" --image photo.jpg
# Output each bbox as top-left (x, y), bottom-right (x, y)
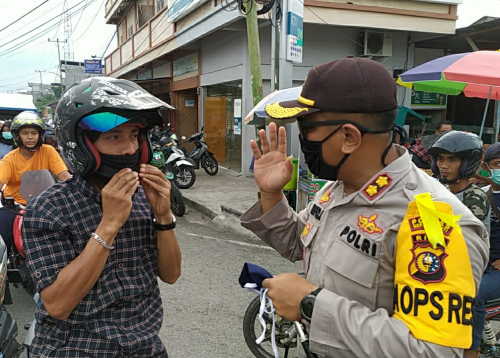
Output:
top-left (250, 122), bottom-right (294, 213)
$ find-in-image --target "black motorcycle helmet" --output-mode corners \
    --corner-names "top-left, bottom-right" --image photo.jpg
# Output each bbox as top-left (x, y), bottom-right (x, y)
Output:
top-left (54, 77), bottom-right (175, 177)
top-left (429, 130), bottom-right (483, 182)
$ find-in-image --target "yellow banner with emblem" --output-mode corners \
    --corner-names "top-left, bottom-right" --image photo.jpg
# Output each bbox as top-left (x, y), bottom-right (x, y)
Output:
top-left (393, 194), bottom-right (475, 348)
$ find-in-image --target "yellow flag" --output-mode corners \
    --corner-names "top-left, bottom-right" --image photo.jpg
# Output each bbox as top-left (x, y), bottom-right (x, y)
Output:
top-left (414, 192), bottom-right (462, 249)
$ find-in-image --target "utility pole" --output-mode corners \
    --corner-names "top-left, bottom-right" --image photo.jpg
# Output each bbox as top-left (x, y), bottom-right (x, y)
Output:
top-left (245, 2), bottom-right (265, 145)
top-left (35, 70), bottom-right (44, 98)
top-left (48, 38), bottom-right (66, 96)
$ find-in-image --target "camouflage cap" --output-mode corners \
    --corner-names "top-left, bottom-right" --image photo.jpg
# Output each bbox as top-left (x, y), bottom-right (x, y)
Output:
top-left (484, 143), bottom-right (500, 162)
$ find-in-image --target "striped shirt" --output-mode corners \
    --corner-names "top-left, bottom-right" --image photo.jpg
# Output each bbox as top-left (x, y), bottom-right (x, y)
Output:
top-left (23, 175), bottom-right (167, 357)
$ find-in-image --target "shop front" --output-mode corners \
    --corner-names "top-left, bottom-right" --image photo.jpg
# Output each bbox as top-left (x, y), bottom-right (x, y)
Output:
top-left (203, 80), bottom-right (242, 172)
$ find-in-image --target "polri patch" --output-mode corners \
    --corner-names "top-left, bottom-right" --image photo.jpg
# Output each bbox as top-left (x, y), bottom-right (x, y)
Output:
top-left (319, 190), bottom-right (331, 204)
top-left (357, 214), bottom-right (383, 235)
top-left (362, 173), bottom-right (392, 201)
top-left (302, 223), bottom-right (312, 239)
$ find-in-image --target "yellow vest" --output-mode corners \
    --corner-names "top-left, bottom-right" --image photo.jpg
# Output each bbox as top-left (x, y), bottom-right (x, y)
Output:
top-left (393, 200), bottom-right (475, 348)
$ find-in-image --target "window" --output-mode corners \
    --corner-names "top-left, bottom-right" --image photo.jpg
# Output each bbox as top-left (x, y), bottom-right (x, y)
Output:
top-left (157, 0), bottom-right (165, 12)
top-left (128, 25), bottom-right (134, 38)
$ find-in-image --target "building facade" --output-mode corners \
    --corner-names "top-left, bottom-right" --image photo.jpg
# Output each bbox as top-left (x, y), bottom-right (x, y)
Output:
top-left (105, 0), bottom-right (462, 175)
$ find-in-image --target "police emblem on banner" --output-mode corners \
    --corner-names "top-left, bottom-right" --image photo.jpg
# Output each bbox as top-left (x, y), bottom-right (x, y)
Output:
top-left (408, 235), bottom-right (448, 284)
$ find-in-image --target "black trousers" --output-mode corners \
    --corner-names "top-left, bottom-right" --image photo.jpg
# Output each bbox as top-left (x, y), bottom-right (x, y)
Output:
top-left (0, 209), bottom-right (16, 252)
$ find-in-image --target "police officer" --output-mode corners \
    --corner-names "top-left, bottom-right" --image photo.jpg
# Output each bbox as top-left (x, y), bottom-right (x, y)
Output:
top-left (240, 58), bottom-right (489, 358)
top-left (429, 131), bottom-right (490, 231)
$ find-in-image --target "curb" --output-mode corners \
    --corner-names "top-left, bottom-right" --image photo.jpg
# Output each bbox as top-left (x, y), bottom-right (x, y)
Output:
top-left (182, 196), bottom-right (218, 219)
top-left (220, 205), bottom-right (243, 218)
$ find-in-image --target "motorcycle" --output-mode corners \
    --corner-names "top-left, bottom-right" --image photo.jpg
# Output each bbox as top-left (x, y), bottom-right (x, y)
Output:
top-left (179, 127), bottom-right (219, 176)
top-left (150, 144), bottom-right (186, 216)
top-left (1, 170), bottom-right (57, 297)
top-left (0, 234), bottom-right (23, 357)
top-left (156, 134), bottom-right (196, 190)
top-left (480, 298), bottom-right (500, 356)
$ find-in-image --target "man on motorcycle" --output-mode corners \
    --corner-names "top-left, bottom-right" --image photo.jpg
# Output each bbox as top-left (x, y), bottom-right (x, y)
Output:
top-left (22, 77), bottom-right (181, 357)
top-left (429, 131), bottom-right (490, 230)
top-left (241, 58), bottom-right (489, 357)
top-left (0, 112), bottom-right (70, 251)
top-left (465, 142), bottom-right (500, 358)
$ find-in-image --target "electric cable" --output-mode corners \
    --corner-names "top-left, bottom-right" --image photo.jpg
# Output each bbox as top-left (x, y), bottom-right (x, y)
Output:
top-left (0, 0), bottom-right (49, 34)
top-left (72, 0), bottom-right (105, 42)
top-left (0, 0), bottom-right (89, 50)
top-left (71, 0), bottom-right (96, 38)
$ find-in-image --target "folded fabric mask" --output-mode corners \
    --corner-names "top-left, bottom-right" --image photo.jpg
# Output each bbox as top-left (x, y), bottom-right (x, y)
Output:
top-left (239, 262), bottom-right (278, 358)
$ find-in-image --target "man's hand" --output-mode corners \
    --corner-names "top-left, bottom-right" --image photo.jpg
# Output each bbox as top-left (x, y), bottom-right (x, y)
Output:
top-left (262, 273), bottom-right (318, 321)
top-left (492, 259), bottom-right (500, 270)
top-left (250, 122), bottom-right (294, 195)
top-left (101, 168), bottom-right (139, 232)
top-left (139, 164), bottom-right (172, 223)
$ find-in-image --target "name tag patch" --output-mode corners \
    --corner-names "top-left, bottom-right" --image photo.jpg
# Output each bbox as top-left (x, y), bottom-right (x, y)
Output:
top-left (340, 226), bottom-right (378, 257)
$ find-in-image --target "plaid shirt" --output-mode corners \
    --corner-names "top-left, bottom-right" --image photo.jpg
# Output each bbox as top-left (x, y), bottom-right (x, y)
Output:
top-left (23, 175), bottom-right (167, 357)
top-left (408, 137), bottom-right (431, 164)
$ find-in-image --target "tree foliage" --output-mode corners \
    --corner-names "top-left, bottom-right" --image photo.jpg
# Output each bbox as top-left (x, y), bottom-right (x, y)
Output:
top-left (35, 93), bottom-right (58, 113)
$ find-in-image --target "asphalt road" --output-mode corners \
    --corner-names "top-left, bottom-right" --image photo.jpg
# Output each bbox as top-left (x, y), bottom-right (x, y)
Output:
top-left (7, 206), bottom-right (301, 358)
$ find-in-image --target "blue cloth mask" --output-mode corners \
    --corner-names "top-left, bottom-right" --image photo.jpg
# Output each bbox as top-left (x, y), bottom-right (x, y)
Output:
top-left (239, 263), bottom-right (278, 358)
top-left (2, 132), bottom-right (12, 140)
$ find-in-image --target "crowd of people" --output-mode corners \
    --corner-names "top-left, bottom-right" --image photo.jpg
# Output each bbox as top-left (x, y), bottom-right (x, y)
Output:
top-left (0, 62), bottom-right (497, 357)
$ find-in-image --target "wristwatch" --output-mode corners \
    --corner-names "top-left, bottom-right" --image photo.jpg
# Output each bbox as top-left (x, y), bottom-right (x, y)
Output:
top-left (300, 287), bottom-right (323, 323)
top-left (153, 214), bottom-right (176, 231)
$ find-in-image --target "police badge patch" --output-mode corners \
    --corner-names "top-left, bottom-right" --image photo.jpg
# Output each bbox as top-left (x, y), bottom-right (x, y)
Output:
top-left (408, 235), bottom-right (449, 284)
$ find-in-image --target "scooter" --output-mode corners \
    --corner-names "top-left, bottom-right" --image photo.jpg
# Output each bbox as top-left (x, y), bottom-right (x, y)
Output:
top-left (180, 127), bottom-right (219, 176)
top-left (151, 144), bottom-right (186, 216)
top-left (158, 135), bottom-right (196, 189)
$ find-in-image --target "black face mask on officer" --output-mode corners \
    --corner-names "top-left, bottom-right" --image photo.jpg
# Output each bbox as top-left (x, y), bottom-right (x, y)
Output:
top-left (298, 119), bottom-right (405, 181)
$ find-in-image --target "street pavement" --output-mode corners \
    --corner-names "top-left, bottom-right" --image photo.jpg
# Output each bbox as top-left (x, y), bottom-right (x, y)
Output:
top-left (8, 206), bottom-right (301, 358)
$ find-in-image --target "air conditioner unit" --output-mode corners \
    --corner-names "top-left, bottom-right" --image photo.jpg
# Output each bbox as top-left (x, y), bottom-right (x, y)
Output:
top-left (359, 30), bottom-right (393, 57)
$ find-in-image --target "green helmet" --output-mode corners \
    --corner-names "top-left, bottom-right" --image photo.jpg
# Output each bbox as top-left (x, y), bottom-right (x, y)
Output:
top-left (11, 111), bottom-right (46, 151)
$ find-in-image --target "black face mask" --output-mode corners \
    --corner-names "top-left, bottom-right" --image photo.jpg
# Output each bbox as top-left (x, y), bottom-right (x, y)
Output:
top-left (299, 123), bottom-right (402, 181)
top-left (95, 151), bottom-right (140, 181)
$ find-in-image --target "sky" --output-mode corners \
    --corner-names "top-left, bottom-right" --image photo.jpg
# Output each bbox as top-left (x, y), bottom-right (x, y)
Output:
top-left (0, 0), bottom-right (498, 93)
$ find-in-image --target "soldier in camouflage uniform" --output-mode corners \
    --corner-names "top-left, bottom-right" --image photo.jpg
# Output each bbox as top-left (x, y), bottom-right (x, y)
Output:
top-left (430, 131), bottom-right (490, 358)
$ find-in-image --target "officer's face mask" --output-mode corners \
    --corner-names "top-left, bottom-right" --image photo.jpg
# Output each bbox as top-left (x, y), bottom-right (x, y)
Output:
top-left (2, 132), bottom-right (12, 140)
top-left (487, 164), bottom-right (500, 185)
top-left (297, 118), bottom-right (397, 181)
top-left (95, 151), bottom-right (140, 181)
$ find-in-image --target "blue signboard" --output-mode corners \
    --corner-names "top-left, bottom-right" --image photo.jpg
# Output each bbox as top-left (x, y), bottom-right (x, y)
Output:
top-left (85, 59), bottom-right (102, 74)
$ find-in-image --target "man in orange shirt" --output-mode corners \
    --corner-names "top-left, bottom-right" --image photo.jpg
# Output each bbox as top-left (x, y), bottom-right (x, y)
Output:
top-left (0, 111), bottom-right (71, 251)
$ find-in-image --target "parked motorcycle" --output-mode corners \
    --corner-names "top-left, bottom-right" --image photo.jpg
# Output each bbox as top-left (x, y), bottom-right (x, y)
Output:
top-left (151, 144), bottom-right (186, 216)
top-left (155, 134), bottom-right (196, 189)
top-left (180, 127), bottom-right (219, 176)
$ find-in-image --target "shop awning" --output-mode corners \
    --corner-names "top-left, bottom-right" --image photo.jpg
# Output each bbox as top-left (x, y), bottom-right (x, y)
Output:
top-left (0, 93), bottom-right (36, 112)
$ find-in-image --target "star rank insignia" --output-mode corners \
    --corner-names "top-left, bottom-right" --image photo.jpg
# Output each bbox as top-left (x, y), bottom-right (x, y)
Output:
top-left (362, 173), bottom-right (392, 201)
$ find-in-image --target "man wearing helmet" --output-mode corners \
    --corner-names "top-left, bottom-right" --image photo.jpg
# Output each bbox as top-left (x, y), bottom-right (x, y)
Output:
top-left (0, 112), bottom-right (71, 252)
top-left (429, 131), bottom-right (490, 229)
top-left (22, 78), bottom-right (181, 357)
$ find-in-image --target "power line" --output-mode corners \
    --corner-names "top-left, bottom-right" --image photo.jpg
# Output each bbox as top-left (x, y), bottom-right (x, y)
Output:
top-left (73, 0), bottom-right (103, 42)
top-left (0, 1), bottom-right (94, 59)
top-left (70, 0), bottom-right (93, 38)
top-left (0, 0), bottom-right (49, 33)
top-left (0, 0), bottom-right (89, 50)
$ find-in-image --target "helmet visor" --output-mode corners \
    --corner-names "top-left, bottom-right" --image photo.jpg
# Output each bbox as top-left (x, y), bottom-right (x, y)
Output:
top-left (79, 112), bottom-right (130, 133)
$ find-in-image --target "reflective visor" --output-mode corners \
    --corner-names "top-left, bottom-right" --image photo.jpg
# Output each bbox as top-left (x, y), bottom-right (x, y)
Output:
top-left (79, 112), bottom-right (130, 133)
